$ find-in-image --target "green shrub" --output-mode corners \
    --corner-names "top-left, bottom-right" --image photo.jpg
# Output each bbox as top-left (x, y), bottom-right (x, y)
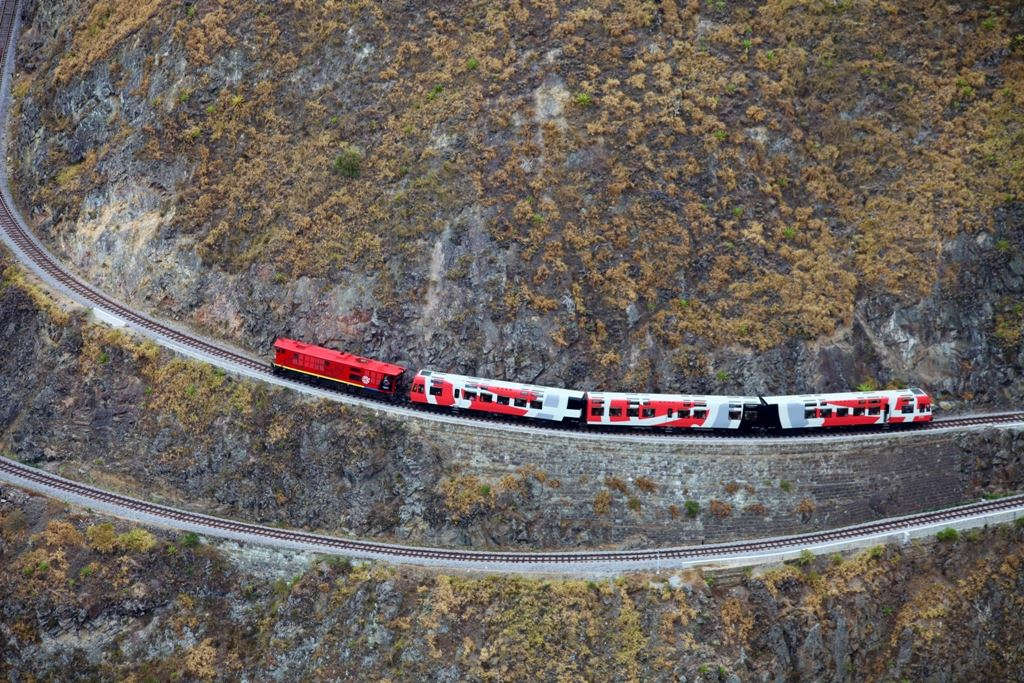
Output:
top-left (573, 92), bottom-right (593, 106)
top-left (466, 57), bottom-right (479, 70)
top-left (179, 531), bottom-right (201, 547)
top-left (795, 549), bottom-right (814, 567)
top-left (684, 500), bottom-right (700, 518)
top-left (995, 238), bottom-right (1012, 253)
top-left (779, 480), bottom-right (793, 493)
top-left (332, 145), bottom-right (363, 179)
top-left (936, 527), bottom-right (959, 542)
top-left (627, 497), bottom-right (641, 511)
top-left (856, 378), bottom-right (877, 392)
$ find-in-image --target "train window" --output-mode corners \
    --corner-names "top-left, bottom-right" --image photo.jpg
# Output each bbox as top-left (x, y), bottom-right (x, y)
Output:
top-left (464, 391), bottom-right (477, 400)
top-left (429, 386), bottom-right (442, 396)
top-left (591, 406), bottom-right (603, 416)
top-left (852, 407), bottom-right (864, 416)
top-left (694, 409), bottom-right (707, 419)
top-left (868, 407), bottom-right (879, 415)
top-left (804, 408), bottom-right (815, 419)
top-left (349, 372), bottom-right (362, 382)
top-left (454, 389), bottom-right (460, 399)
top-left (820, 408), bottom-right (832, 418)
top-left (497, 396), bottom-right (509, 405)
top-left (567, 397), bottom-right (586, 411)
top-left (480, 393), bottom-right (492, 403)
top-left (514, 398), bottom-right (527, 408)
top-left (901, 404), bottom-right (913, 414)
top-left (642, 408), bottom-right (655, 417)
top-left (412, 384), bottom-right (424, 394)
top-left (530, 400), bottom-right (543, 409)
top-left (627, 407), bottom-right (639, 417)
top-left (837, 407), bottom-right (848, 417)
top-left (609, 407), bottom-right (622, 417)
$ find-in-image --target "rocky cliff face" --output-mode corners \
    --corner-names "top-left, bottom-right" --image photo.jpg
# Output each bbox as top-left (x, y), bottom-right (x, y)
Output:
top-left (8, 0), bottom-right (1024, 404)
top-left (3, 485), bottom-right (1024, 680)
top-left (3, 248), bottom-right (1023, 550)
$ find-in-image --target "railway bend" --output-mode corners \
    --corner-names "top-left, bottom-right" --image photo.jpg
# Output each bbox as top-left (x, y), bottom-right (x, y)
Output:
top-left (3, 455), bottom-right (1023, 574)
top-left (1, 0), bottom-right (1024, 571)
top-left (0, 1), bottom-right (1020, 444)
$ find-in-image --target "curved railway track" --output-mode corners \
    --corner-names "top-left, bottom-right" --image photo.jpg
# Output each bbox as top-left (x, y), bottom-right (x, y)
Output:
top-left (0, 0), bottom-right (1023, 571)
top-left (3, 455), bottom-right (1023, 572)
top-left (0, 0), bottom-right (1019, 443)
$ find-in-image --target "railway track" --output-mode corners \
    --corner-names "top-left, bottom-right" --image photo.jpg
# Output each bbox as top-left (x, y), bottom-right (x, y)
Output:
top-left (1, 159), bottom-right (1021, 444)
top-left (0, 0), bottom-right (1023, 572)
top-left (0, 0), bottom-right (1019, 443)
top-left (3, 455), bottom-right (1023, 572)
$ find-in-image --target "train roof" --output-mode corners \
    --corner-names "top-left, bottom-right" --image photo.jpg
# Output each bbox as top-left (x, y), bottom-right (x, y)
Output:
top-left (274, 337), bottom-right (405, 376)
top-left (761, 388), bottom-right (927, 402)
top-left (587, 391), bottom-right (754, 403)
top-left (415, 369), bottom-right (585, 397)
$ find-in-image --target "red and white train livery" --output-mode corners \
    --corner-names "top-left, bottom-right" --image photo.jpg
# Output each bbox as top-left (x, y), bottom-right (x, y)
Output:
top-left (768, 388), bottom-right (932, 429)
top-left (271, 337), bottom-right (935, 432)
top-left (409, 370), bottom-right (586, 422)
top-left (585, 392), bottom-right (747, 429)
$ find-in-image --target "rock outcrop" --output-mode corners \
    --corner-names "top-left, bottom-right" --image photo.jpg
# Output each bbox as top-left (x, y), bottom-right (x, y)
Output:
top-left (8, 0), bottom-right (1024, 403)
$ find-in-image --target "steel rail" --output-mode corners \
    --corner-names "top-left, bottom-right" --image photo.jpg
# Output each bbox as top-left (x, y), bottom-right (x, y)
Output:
top-left (0, 1), bottom-right (1023, 573)
top-left (3, 455), bottom-right (1023, 572)
top-left (0, 0), bottom-right (1020, 446)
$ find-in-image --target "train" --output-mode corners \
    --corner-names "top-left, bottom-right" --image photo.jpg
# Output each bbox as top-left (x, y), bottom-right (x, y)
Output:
top-left (271, 337), bottom-right (933, 431)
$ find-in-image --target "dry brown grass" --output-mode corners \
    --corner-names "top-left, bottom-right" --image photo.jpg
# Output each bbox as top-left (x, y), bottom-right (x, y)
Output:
top-left (18, 0), bottom-right (1024, 388)
top-left (709, 500), bottom-right (732, 518)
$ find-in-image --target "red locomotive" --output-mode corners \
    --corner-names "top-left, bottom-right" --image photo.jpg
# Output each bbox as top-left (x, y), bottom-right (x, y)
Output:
top-left (271, 337), bottom-right (405, 395)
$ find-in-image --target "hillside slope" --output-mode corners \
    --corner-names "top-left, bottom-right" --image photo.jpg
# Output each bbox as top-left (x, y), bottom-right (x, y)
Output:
top-left (5, 245), bottom-right (1023, 550)
top-left (3, 485), bottom-right (1024, 680)
top-left (9, 0), bottom-right (1024, 401)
